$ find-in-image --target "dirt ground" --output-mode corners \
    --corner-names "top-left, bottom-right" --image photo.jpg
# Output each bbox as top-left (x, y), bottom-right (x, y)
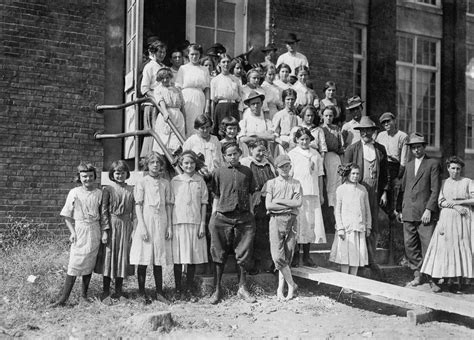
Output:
top-left (2, 268), bottom-right (474, 339)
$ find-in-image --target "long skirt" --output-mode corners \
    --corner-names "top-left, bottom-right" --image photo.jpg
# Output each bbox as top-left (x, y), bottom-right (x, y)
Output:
top-left (297, 195), bottom-right (326, 244)
top-left (329, 230), bottom-right (368, 266)
top-left (67, 220), bottom-right (101, 276)
top-left (323, 151), bottom-right (342, 207)
top-left (140, 105), bottom-right (157, 158)
top-left (421, 209), bottom-right (473, 279)
top-left (182, 87), bottom-right (205, 138)
top-left (95, 215), bottom-right (134, 278)
top-left (152, 107), bottom-right (185, 155)
top-left (172, 223), bottom-right (208, 264)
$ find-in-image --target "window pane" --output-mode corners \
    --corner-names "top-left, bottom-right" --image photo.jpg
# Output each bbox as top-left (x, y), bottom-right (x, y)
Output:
top-left (469, 0), bottom-right (474, 14)
top-left (196, 27), bottom-right (215, 53)
top-left (397, 66), bottom-right (413, 134)
top-left (398, 36), bottom-right (413, 63)
top-left (417, 39), bottom-right (436, 66)
top-left (196, 0), bottom-right (215, 27)
top-left (416, 70), bottom-right (436, 145)
top-left (353, 59), bottom-right (362, 96)
top-left (216, 30), bottom-right (235, 56)
top-left (354, 28), bottom-right (362, 55)
top-left (217, 0), bottom-right (235, 31)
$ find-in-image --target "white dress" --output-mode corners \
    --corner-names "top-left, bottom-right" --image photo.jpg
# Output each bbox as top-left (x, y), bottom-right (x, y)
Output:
top-left (175, 63), bottom-right (210, 138)
top-left (60, 187), bottom-right (103, 276)
top-left (288, 146), bottom-right (326, 244)
top-left (152, 84), bottom-right (185, 154)
top-left (182, 134), bottom-right (223, 174)
top-left (261, 81), bottom-right (282, 120)
top-left (329, 182), bottom-right (371, 266)
top-left (171, 173), bottom-right (209, 264)
top-left (129, 175), bottom-right (173, 266)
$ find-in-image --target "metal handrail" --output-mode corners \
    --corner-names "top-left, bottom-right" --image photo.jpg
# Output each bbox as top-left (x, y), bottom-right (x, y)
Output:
top-left (95, 96), bottom-right (186, 174)
top-left (96, 96), bottom-right (186, 145)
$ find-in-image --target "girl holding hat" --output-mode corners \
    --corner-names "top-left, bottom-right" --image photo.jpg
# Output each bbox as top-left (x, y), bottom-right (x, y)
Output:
top-left (152, 67), bottom-right (186, 156)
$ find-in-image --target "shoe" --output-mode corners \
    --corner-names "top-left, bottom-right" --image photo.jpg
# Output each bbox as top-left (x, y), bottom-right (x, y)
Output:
top-left (100, 290), bottom-right (111, 301)
top-left (342, 288), bottom-right (353, 294)
top-left (237, 287), bottom-right (256, 303)
top-left (302, 258), bottom-right (316, 267)
top-left (209, 290), bottom-right (221, 305)
top-left (429, 281), bottom-right (441, 293)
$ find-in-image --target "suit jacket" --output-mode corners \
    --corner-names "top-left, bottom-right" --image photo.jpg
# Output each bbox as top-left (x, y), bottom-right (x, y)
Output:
top-left (343, 141), bottom-right (389, 198)
top-left (397, 156), bottom-right (440, 222)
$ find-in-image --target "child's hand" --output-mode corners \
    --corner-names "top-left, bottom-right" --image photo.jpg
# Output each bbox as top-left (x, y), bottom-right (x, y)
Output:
top-left (366, 228), bottom-right (371, 237)
top-left (319, 195), bottom-right (325, 206)
top-left (69, 232), bottom-right (77, 244)
top-left (101, 231), bottom-right (108, 244)
top-left (141, 230), bottom-right (149, 242)
top-left (198, 223), bottom-right (205, 239)
top-left (337, 229), bottom-right (345, 240)
top-left (166, 226), bottom-right (172, 240)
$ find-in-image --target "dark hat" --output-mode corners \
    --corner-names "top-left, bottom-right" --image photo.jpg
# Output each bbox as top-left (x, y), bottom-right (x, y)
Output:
top-left (261, 43), bottom-right (277, 53)
top-left (379, 112), bottom-right (396, 123)
top-left (354, 116), bottom-right (377, 130)
top-left (179, 40), bottom-right (191, 50)
top-left (243, 90), bottom-right (265, 106)
top-left (146, 35), bottom-right (161, 47)
top-left (346, 96), bottom-right (364, 110)
top-left (274, 154), bottom-right (291, 168)
top-left (406, 132), bottom-right (428, 145)
top-left (206, 47), bottom-right (219, 58)
top-left (210, 42), bottom-right (226, 54)
top-left (283, 33), bottom-right (301, 44)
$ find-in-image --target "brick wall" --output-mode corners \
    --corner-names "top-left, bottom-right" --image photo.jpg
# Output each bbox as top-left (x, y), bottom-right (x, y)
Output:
top-left (271, 0), bottom-right (354, 107)
top-left (0, 0), bottom-right (106, 232)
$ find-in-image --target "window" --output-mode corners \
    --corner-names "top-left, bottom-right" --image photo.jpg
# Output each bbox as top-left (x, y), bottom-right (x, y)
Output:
top-left (353, 25), bottom-right (367, 107)
top-left (396, 34), bottom-right (440, 148)
top-left (186, 0), bottom-right (246, 56)
top-left (465, 46), bottom-right (474, 151)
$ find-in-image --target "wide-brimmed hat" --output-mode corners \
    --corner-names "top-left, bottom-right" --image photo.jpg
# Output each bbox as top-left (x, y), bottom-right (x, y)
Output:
top-left (406, 132), bottom-right (428, 145)
top-left (346, 96), bottom-right (364, 110)
top-left (274, 154), bottom-right (291, 168)
top-left (354, 116), bottom-right (377, 130)
top-left (210, 42), bottom-right (226, 54)
top-left (261, 43), bottom-right (277, 53)
top-left (379, 112), bottom-right (396, 123)
top-left (283, 33), bottom-right (301, 44)
top-left (243, 90), bottom-right (265, 106)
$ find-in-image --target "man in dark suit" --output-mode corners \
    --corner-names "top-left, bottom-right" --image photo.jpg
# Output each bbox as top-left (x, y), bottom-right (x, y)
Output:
top-left (344, 116), bottom-right (389, 279)
top-left (396, 132), bottom-right (441, 291)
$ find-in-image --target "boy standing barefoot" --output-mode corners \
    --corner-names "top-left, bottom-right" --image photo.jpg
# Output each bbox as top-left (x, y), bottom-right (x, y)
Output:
top-left (265, 155), bottom-right (302, 300)
top-left (209, 141), bottom-right (257, 304)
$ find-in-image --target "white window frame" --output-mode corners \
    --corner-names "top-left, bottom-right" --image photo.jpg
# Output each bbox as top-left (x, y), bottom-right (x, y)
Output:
top-left (465, 45), bottom-right (474, 153)
top-left (396, 33), bottom-right (441, 150)
top-left (185, 0), bottom-right (247, 56)
top-left (353, 24), bottom-right (367, 115)
top-left (468, 0), bottom-right (474, 16)
top-left (412, 0), bottom-right (441, 8)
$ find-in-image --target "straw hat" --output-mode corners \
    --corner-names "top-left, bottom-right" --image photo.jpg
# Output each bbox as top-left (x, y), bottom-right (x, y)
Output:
top-left (354, 116), bottom-right (377, 130)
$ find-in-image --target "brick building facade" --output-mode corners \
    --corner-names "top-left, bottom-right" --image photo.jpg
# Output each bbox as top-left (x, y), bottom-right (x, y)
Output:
top-left (1, 0), bottom-right (473, 231)
top-left (1, 0), bottom-right (106, 231)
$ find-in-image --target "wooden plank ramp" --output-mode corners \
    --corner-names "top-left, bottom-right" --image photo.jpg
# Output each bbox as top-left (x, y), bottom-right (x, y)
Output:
top-left (292, 266), bottom-right (474, 319)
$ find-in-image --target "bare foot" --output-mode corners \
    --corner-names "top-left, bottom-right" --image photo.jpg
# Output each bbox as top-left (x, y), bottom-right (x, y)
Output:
top-left (286, 283), bottom-right (298, 300)
top-left (277, 290), bottom-right (285, 301)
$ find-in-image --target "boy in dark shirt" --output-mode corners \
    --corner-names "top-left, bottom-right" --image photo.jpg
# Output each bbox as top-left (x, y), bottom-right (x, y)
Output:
top-left (209, 141), bottom-right (257, 304)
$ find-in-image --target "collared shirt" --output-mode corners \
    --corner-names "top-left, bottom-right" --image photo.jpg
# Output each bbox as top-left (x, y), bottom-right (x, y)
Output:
top-left (266, 175), bottom-right (302, 215)
top-left (171, 173), bottom-right (208, 225)
top-left (210, 73), bottom-right (241, 102)
top-left (272, 108), bottom-right (302, 137)
top-left (212, 163), bottom-right (256, 213)
top-left (415, 156), bottom-right (425, 176)
top-left (375, 129), bottom-right (409, 166)
top-left (341, 119), bottom-right (361, 146)
top-left (362, 140), bottom-right (376, 162)
top-left (182, 134), bottom-right (223, 173)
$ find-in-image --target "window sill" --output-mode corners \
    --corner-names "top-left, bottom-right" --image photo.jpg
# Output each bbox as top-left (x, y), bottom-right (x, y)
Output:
top-left (397, 1), bottom-right (442, 16)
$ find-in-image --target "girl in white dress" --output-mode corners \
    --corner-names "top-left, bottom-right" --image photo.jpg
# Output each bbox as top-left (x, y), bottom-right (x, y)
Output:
top-left (171, 151), bottom-right (209, 299)
top-left (175, 44), bottom-right (211, 138)
top-left (129, 152), bottom-right (173, 303)
top-left (152, 67), bottom-right (185, 155)
top-left (292, 66), bottom-right (316, 110)
top-left (50, 162), bottom-right (104, 307)
top-left (274, 63), bottom-right (292, 92)
top-left (329, 163), bottom-right (371, 277)
top-left (288, 128), bottom-right (325, 267)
